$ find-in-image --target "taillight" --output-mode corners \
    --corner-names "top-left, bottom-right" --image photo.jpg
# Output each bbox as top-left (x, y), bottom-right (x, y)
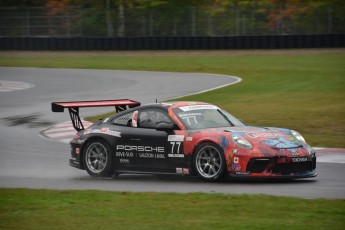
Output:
top-left (75, 148), bottom-right (80, 154)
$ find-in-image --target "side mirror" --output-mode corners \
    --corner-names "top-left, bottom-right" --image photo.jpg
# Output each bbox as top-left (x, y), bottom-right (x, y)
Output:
top-left (155, 122), bottom-right (174, 132)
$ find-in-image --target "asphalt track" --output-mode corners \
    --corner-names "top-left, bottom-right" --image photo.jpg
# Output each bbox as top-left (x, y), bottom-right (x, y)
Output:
top-left (0, 67), bottom-right (344, 199)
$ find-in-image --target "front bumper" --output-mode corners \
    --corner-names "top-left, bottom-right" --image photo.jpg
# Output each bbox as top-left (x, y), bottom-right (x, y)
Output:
top-left (229, 171), bottom-right (317, 179)
top-left (229, 155), bottom-right (317, 179)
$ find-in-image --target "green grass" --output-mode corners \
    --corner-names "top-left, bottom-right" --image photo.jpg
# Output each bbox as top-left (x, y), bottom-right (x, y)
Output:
top-left (0, 188), bottom-right (344, 230)
top-left (0, 52), bottom-right (344, 147)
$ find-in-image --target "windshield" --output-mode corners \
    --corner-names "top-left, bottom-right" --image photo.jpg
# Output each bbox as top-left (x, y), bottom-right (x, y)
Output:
top-left (173, 105), bottom-right (245, 130)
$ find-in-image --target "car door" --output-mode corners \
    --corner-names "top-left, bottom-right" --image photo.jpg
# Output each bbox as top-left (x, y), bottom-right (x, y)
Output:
top-left (130, 108), bottom-right (182, 173)
top-left (112, 109), bottom-right (173, 173)
top-left (111, 108), bottom-right (186, 173)
top-left (110, 110), bottom-right (141, 171)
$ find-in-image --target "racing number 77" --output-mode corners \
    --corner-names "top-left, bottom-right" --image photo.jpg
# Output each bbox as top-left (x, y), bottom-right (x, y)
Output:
top-left (170, 142), bottom-right (181, 154)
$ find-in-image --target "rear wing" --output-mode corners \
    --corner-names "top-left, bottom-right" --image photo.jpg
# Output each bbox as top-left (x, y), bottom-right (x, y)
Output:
top-left (52, 99), bottom-right (140, 131)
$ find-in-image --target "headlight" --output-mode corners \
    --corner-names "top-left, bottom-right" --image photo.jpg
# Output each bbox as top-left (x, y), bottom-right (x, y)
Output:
top-left (290, 130), bottom-right (306, 143)
top-left (231, 134), bottom-right (252, 149)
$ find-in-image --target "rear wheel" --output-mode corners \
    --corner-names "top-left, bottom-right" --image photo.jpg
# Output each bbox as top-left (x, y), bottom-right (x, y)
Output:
top-left (83, 139), bottom-right (113, 177)
top-left (193, 142), bottom-right (225, 181)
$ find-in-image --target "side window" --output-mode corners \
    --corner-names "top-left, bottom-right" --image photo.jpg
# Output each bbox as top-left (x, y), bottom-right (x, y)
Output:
top-left (139, 110), bottom-right (172, 129)
top-left (111, 112), bottom-right (133, 126)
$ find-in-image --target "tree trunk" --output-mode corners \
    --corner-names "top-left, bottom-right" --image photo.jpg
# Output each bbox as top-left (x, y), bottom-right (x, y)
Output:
top-left (106, 0), bottom-right (113, 37)
top-left (118, 0), bottom-right (125, 37)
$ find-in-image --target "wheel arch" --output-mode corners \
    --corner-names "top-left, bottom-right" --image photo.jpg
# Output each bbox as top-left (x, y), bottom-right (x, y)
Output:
top-left (192, 138), bottom-right (222, 156)
top-left (80, 136), bottom-right (113, 170)
top-left (192, 141), bottom-right (226, 181)
top-left (190, 139), bottom-right (224, 175)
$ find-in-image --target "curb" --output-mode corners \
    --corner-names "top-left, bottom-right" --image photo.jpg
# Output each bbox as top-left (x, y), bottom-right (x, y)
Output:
top-left (314, 148), bottom-right (345, 154)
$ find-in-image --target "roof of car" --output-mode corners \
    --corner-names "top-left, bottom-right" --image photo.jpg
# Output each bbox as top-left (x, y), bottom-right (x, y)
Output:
top-left (161, 101), bottom-right (209, 106)
top-left (135, 101), bottom-right (212, 110)
top-left (112, 101), bottom-right (213, 118)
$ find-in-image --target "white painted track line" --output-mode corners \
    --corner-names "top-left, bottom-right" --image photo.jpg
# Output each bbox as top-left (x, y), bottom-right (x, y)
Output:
top-left (0, 80), bottom-right (34, 92)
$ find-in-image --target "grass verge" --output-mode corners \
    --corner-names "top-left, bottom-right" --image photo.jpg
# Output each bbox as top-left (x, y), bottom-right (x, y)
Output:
top-left (0, 188), bottom-right (344, 230)
top-left (0, 52), bottom-right (344, 147)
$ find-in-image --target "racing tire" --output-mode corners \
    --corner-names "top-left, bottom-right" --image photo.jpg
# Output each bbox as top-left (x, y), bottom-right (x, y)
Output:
top-left (83, 139), bottom-right (113, 177)
top-left (193, 142), bottom-right (226, 182)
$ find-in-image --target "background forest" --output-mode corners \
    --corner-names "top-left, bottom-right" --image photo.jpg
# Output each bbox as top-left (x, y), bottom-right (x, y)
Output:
top-left (0, 0), bottom-right (344, 37)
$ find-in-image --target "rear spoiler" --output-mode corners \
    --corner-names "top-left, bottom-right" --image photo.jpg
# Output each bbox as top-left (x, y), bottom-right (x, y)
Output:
top-left (52, 99), bottom-right (141, 131)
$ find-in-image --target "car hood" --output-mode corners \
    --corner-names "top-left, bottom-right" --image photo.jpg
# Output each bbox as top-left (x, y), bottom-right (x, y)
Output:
top-left (224, 126), bottom-right (302, 149)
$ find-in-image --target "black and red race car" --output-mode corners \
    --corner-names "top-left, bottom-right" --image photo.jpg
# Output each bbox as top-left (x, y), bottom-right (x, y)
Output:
top-left (52, 99), bottom-right (317, 181)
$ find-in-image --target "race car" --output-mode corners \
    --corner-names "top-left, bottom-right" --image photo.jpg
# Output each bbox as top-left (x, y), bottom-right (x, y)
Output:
top-left (52, 99), bottom-right (317, 181)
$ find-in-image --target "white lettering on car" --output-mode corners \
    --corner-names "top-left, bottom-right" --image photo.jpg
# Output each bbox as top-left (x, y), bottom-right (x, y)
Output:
top-left (84, 128), bottom-right (121, 137)
top-left (292, 157), bottom-right (308, 162)
top-left (179, 105), bottom-right (218, 111)
top-left (116, 145), bottom-right (165, 153)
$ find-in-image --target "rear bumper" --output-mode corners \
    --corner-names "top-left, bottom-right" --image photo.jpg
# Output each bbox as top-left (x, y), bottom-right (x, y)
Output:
top-left (69, 157), bottom-right (82, 169)
top-left (69, 140), bottom-right (84, 169)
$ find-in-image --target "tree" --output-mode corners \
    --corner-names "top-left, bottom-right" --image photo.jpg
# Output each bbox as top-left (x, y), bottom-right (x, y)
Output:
top-left (0, 0), bottom-right (48, 7)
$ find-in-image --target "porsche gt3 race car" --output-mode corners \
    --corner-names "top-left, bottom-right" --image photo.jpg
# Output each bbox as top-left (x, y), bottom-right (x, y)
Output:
top-left (52, 99), bottom-right (317, 181)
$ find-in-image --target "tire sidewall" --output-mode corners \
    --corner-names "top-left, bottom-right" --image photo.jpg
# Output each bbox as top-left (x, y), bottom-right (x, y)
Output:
top-left (193, 142), bottom-right (226, 182)
top-left (83, 139), bottom-right (113, 177)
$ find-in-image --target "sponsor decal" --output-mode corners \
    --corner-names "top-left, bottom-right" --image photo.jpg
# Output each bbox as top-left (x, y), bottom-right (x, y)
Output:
top-left (234, 171), bottom-right (251, 175)
top-left (161, 103), bottom-right (173, 106)
top-left (139, 153), bottom-right (165, 159)
top-left (176, 168), bottom-right (190, 175)
top-left (232, 148), bottom-right (238, 154)
top-left (119, 159), bottom-right (129, 164)
top-left (178, 113), bottom-right (202, 118)
top-left (84, 128), bottom-right (121, 137)
top-left (115, 145), bottom-right (166, 159)
top-left (168, 153), bottom-right (185, 158)
top-left (182, 168), bottom-right (190, 175)
top-left (186, 137), bottom-right (193, 141)
top-left (176, 168), bottom-right (183, 174)
top-left (232, 163), bottom-right (241, 171)
top-left (116, 145), bottom-right (164, 153)
top-left (168, 135), bottom-right (184, 142)
top-left (247, 132), bottom-right (283, 139)
top-left (234, 157), bottom-right (239, 164)
top-left (179, 105), bottom-right (218, 112)
top-left (292, 157), bottom-right (308, 162)
top-left (116, 152), bottom-right (134, 158)
top-left (77, 139), bottom-right (85, 144)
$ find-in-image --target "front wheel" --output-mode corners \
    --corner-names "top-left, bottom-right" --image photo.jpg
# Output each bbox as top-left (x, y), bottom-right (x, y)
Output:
top-left (83, 139), bottom-right (113, 177)
top-left (193, 142), bottom-right (226, 182)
